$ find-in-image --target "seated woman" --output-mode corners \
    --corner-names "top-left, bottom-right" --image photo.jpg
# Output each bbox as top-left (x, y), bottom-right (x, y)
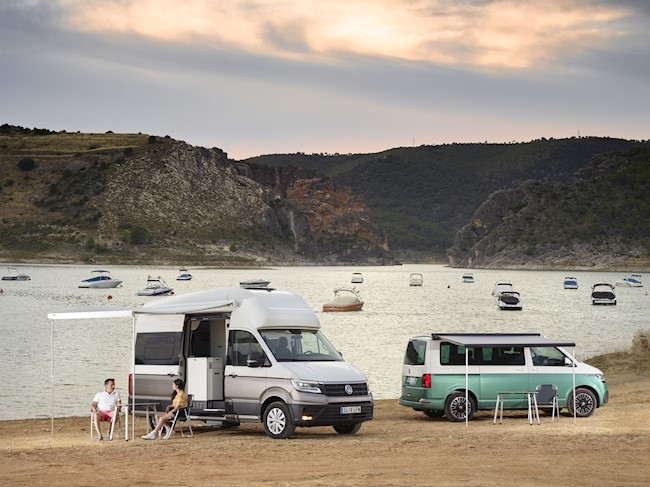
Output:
top-left (142, 379), bottom-right (188, 440)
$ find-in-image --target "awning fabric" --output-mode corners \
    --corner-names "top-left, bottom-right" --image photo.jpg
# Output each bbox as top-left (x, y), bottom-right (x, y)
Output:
top-left (47, 300), bottom-right (235, 320)
top-left (431, 333), bottom-right (576, 348)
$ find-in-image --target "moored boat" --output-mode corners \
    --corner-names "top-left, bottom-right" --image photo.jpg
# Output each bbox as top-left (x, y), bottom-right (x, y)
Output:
top-left (351, 272), bottom-right (364, 284)
top-left (137, 276), bottom-right (174, 296)
top-left (615, 275), bottom-right (643, 287)
top-left (462, 273), bottom-right (474, 283)
top-left (591, 283), bottom-right (616, 305)
top-left (79, 270), bottom-right (122, 288)
top-left (491, 280), bottom-right (513, 297)
top-left (240, 279), bottom-right (271, 289)
top-left (409, 273), bottom-right (423, 286)
top-left (323, 287), bottom-right (364, 312)
top-left (563, 277), bottom-right (578, 289)
top-left (497, 291), bottom-right (522, 310)
top-left (1, 267), bottom-right (31, 281)
top-left (176, 268), bottom-right (193, 281)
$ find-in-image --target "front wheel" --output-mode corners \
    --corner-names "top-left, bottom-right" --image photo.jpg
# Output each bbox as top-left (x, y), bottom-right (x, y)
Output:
top-left (567, 388), bottom-right (597, 417)
top-left (263, 401), bottom-right (295, 439)
top-left (333, 423), bottom-right (362, 435)
top-left (444, 392), bottom-right (475, 422)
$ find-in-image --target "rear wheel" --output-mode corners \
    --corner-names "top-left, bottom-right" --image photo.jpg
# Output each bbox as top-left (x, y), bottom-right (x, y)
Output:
top-left (568, 388), bottom-right (597, 417)
top-left (263, 401), bottom-right (295, 439)
top-left (423, 410), bottom-right (444, 419)
top-left (444, 392), bottom-right (475, 422)
top-left (333, 423), bottom-right (362, 435)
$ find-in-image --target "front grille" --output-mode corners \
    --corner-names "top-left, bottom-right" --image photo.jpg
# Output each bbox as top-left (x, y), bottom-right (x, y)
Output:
top-left (302, 402), bottom-right (373, 422)
top-left (320, 382), bottom-right (369, 397)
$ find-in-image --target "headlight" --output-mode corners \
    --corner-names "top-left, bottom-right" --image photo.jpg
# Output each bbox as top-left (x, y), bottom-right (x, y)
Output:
top-left (291, 379), bottom-right (322, 394)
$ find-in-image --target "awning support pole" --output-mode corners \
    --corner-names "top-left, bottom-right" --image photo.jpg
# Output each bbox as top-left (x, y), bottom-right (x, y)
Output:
top-left (50, 318), bottom-right (54, 437)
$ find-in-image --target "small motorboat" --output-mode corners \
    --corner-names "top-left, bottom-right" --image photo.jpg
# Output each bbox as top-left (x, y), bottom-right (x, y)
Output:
top-left (176, 268), bottom-right (193, 281)
top-left (497, 291), bottom-right (522, 310)
top-left (137, 276), bottom-right (174, 296)
top-left (563, 277), bottom-right (578, 289)
top-left (409, 273), bottom-right (423, 286)
top-left (351, 272), bottom-right (364, 284)
top-left (615, 275), bottom-right (643, 287)
top-left (1, 267), bottom-right (31, 281)
top-left (240, 279), bottom-right (271, 289)
top-left (491, 280), bottom-right (513, 297)
top-left (323, 288), bottom-right (364, 312)
top-left (462, 273), bottom-right (475, 283)
top-left (591, 283), bottom-right (616, 305)
top-left (79, 270), bottom-right (123, 288)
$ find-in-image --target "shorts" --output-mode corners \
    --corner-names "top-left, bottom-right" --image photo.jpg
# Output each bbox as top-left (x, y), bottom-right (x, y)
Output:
top-left (97, 410), bottom-right (114, 422)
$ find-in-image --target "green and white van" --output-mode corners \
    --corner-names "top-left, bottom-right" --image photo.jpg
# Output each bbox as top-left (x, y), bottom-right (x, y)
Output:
top-left (399, 333), bottom-right (608, 421)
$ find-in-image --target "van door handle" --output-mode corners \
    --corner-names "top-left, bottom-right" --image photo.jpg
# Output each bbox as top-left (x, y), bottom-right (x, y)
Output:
top-left (167, 373), bottom-right (177, 377)
top-left (228, 373), bottom-right (238, 378)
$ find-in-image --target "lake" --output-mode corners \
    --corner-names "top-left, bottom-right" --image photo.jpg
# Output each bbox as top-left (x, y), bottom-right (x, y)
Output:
top-left (1, 263), bottom-right (647, 420)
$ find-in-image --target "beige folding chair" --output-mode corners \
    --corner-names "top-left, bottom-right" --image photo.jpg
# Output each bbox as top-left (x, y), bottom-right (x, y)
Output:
top-left (162, 395), bottom-right (194, 439)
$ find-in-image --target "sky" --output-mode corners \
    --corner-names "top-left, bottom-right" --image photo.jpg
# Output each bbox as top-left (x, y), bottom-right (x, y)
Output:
top-left (1, 0), bottom-right (649, 160)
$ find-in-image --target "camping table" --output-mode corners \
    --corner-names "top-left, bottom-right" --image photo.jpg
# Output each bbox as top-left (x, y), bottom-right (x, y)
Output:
top-left (493, 392), bottom-right (540, 425)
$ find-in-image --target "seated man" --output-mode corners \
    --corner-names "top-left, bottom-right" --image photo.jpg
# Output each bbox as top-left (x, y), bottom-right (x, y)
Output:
top-left (91, 378), bottom-right (121, 440)
top-left (274, 336), bottom-right (292, 359)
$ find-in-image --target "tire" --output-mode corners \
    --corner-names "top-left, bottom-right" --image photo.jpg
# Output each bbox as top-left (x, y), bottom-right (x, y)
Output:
top-left (568, 388), bottom-right (597, 417)
top-left (444, 392), bottom-right (475, 422)
top-left (263, 401), bottom-right (295, 439)
top-left (423, 410), bottom-right (445, 419)
top-left (333, 423), bottom-right (362, 435)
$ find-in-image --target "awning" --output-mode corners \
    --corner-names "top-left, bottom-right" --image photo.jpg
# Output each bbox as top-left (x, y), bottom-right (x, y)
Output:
top-left (47, 300), bottom-right (235, 320)
top-left (431, 333), bottom-right (576, 348)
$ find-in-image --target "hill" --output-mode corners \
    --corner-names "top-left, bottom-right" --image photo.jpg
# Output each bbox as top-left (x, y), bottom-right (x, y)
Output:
top-left (0, 125), bottom-right (391, 265)
top-left (244, 138), bottom-right (649, 259)
top-left (447, 146), bottom-right (650, 269)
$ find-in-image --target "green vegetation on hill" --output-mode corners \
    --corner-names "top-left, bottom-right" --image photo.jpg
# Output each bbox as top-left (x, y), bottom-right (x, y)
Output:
top-left (244, 138), bottom-right (648, 258)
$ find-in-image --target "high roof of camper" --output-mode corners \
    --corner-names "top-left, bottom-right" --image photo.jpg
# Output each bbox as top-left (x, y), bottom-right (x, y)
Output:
top-left (49, 287), bottom-right (320, 328)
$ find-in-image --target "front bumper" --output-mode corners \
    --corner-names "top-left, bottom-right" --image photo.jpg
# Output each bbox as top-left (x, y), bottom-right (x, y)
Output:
top-left (290, 401), bottom-right (373, 426)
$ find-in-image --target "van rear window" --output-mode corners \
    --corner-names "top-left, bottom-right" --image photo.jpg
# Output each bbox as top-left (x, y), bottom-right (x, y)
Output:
top-left (404, 340), bottom-right (426, 365)
top-left (135, 332), bottom-right (182, 365)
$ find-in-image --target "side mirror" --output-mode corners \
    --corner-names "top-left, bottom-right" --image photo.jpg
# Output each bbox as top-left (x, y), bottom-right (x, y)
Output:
top-left (247, 351), bottom-right (264, 368)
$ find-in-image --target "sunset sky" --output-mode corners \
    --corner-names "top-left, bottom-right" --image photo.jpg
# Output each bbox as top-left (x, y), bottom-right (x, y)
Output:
top-left (2, 0), bottom-right (649, 159)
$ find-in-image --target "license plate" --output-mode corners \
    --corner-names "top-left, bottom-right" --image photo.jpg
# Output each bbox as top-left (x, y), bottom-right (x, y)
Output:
top-left (406, 376), bottom-right (418, 385)
top-left (340, 406), bottom-right (361, 414)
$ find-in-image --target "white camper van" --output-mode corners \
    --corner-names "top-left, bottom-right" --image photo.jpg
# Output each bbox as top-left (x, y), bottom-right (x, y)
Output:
top-left (130, 285), bottom-right (373, 438)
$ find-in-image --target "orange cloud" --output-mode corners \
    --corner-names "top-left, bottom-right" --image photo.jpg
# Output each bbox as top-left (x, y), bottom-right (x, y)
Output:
top-left (61, 0), bottom-right (629, 69)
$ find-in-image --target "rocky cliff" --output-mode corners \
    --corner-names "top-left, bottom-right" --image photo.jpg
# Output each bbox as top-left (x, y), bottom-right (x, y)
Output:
top-left (447, 147), bottom-right (650, 270)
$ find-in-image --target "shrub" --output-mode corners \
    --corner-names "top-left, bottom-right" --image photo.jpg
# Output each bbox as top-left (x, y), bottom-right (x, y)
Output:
top-left (130, 225), bottom-right (150, 244)
top-left (18, 158), bottom-right (36, 171)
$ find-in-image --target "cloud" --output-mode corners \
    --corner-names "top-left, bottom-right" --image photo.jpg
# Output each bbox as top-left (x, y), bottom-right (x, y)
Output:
top-left (56, 0), bottom-right (632, 70)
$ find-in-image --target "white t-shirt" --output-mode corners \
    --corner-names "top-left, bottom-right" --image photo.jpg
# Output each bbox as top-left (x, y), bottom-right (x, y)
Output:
top-left (93, 390), bottom-right (121, 411)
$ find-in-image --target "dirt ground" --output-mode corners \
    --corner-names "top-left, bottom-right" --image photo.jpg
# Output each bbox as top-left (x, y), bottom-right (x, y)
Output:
top-left (2, 364), bottom-right (650, 486)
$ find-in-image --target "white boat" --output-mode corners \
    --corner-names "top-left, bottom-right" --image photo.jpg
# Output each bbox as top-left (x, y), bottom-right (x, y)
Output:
top-left (591, 283), bottom-right (616, 305)
top-left (462, 273), bottom-right (475, 283)
top-left (497, 291), bottom-right (522, 310)
top-left (1, 267), bottom-right (31, 281)
top-left (137, 276), bottom-right (174, 296)
top-left (409, 273), bottom-right (423, 286)
top-left (78, 270), bottom-right (123, 288)
top-left (240, 279), bottom-right (271, 289)
top-left (491, 280), bottom-right (513, 297)
top-left (563, 277), bottom-right (578, 289)
top-left (615, 275), bottom-right (643, 287)
top-left (176, 268), bottom-right (193, 281)
top-left (351, 272), bottom-right (364, 284)
top-left (323, 287), bottom-right (364, 312)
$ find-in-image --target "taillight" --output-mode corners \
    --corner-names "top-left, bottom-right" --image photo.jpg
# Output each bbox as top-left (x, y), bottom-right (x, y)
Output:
top-left (128, 373), bottom-right (132, 395)
top-left (422, 373), bottom-right (431, 388)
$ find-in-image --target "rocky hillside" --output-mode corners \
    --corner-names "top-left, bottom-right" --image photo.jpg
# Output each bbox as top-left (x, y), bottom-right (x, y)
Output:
top-left (0, 125), bottom-right (392, 265)
top-left (446, 147), bottom-right (650, 269)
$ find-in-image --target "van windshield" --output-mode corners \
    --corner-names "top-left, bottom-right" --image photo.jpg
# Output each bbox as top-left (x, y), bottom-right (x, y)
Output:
top-left (260, 329), bottom-right (343, 362)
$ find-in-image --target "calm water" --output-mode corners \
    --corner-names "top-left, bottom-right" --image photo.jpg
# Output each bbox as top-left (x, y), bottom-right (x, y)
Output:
top-left (1, 263), bottom-right (648, 420)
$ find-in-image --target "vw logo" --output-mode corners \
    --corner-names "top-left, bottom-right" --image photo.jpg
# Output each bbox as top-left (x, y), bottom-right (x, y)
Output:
top-left (344, 384), bottom-right (354, 395)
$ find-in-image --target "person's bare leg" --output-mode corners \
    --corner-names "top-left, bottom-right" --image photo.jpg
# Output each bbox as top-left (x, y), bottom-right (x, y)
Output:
top-left (93, 412), bottom-right (103, 439)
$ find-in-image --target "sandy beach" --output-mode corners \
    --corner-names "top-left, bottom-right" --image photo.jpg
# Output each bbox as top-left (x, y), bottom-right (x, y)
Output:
top-left (2, 344), bottom-right (649, 487)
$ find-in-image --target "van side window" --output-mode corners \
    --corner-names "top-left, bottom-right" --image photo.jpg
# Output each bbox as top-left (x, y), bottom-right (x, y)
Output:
top-left (135, 332), bottom-right (182, 365)
top-left (228, 330), bottom-right (264, 366)
top-left (404, 340), bottom-right (426, 365)
top-left (440, 343), bottom-right (476, 365)
top-left (530, 346), bottom-right (566, 366)
top-left (494, 347), bottom-right (525, 365)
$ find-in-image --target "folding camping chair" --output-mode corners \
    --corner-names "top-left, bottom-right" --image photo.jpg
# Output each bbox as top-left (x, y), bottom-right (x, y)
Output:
top-left (536, 384), bottom-right (560, 422)
top-left (162, 394), bottom-right (194, 439)
top-left (90, 405), bottom-right (123, 440)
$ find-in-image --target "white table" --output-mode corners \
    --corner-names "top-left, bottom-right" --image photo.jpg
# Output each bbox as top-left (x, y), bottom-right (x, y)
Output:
top-left (493, 392), bottom-right (540, 425)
